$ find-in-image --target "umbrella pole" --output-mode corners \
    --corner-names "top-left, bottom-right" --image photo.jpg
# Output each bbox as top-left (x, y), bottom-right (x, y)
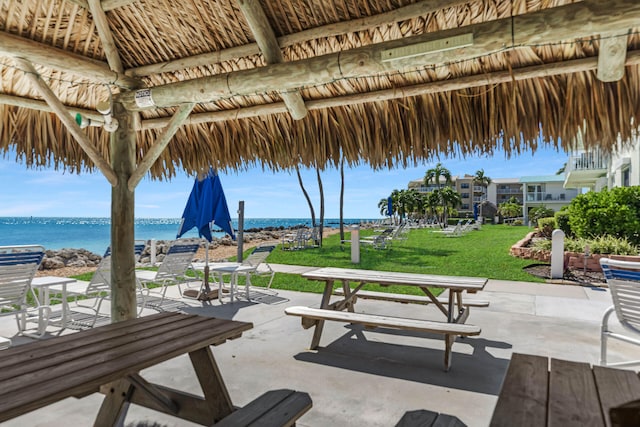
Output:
top-left (203, 240), bottom-right (212, 293)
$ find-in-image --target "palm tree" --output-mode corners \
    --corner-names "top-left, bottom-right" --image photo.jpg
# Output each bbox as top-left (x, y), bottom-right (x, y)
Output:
top-left (378, 198), bottom-right (390, 216)
top-left (439, 187), bottom-right (462, 225)
top-left (424, 163), bottom-right (452, 190)
top-left (316, 168), bottom-right (324, 247)
top-left (295, 166), bottom-right (316, 227)
top-left (473, 169), bottom-right (492, 222)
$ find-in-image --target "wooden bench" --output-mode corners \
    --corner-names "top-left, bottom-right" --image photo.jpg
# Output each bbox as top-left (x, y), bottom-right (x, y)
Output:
top-left (285, 306), bottom-right (480, 371)
top-left (395, 409), bottom-right (466, 427)
top-left (215, 389), bottom-right (312, 427)
top-left (333, 289), bottom-right (490, 308)
top-left (490, 353), bottom-right (640, 427)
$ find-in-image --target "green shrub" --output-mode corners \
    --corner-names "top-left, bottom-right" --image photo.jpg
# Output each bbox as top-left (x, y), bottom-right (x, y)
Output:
top-left (554, 210), bottom-right (572, 236)
top-left (529, 205), bottom-right (555, 226)
top-left (588, 235), bottom-right (639, 255)
top-left (537, 217), bottom-right (557, 238)
top-left (532, 235), bottom-right (639, 255)
top-left (567, 186), bottom-right (640, 246)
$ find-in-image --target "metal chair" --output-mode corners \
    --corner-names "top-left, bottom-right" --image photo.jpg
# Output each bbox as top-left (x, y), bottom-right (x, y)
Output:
top-left (0, 245), bottom-right (49, 339)
top-left (599, 257), bottom-right (640, 367)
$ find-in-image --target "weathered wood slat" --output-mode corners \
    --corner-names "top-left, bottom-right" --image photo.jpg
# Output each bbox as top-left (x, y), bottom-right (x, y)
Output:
top-left (593, 366), bottom-right (640, 427)
top-left (214, 389), bottom-right (312, 427)
top-left (303, 267), bottom-right (487, 291)
top-left (333, 288), bottom-right (489, 307)
top-left (489, 353), bottom-right (548, 427)
top-left (548, 358), bottom-right (603, 427)
top-left (285, 306), bottom-right (480, 336)
top-left (0, 313), bottom-right (252, 423)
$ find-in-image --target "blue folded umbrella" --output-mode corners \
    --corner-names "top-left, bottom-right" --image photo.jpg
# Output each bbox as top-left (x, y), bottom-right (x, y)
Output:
top-left (177, 169), bottom-right (235, 242)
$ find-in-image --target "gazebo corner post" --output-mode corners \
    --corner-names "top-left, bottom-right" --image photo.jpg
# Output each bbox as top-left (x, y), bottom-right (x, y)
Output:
top-left (110, 100), bottom-right (137, 323)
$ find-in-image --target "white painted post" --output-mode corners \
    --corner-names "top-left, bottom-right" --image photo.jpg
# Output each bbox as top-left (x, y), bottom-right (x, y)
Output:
top-left (150, 239), bottom-right (156, 266)
top-left (351, 225), bottom-right (360, 264)
top-left (551, 229), bottom-right (565, 279)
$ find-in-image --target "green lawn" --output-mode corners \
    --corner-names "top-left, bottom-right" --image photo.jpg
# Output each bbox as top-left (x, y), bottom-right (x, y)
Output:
top-left (71, 225), bottom-right (543, 296)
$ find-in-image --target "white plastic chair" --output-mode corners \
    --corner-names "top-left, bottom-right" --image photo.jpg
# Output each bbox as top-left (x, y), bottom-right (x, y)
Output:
top-left (599, 257), bottom-right (640, 367)
top-left (0, 245), bottom-right (50, 339)
top-left (50, 240), bottom-right (148, 329)
top-left (136, 239), bottom-right (200, 307)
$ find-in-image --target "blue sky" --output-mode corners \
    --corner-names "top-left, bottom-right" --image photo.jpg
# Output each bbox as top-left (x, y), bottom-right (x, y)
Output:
top-left (0, 145), bottom-right (568, 219)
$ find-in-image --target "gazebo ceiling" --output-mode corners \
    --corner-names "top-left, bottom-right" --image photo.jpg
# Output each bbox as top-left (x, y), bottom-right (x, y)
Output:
top-left (0, 0), bottom-right (639, 179)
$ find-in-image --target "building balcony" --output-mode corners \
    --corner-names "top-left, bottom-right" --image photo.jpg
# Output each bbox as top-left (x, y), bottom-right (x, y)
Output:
top-left (564, 150), bottom-right (608, 189)
top-left (526, 192), bottom-right (569, 202)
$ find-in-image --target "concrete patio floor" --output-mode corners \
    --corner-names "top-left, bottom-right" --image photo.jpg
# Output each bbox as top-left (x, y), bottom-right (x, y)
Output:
top-left (1, 265), bottom-right (637, 427)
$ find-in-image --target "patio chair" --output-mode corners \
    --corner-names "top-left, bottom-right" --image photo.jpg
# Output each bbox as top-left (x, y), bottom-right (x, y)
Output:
top-left (50, 240), bottom-right (148, 329)
top-left (599, 257), bottom-right (640, 367)
top-left (281, 228), bottom-right (306, 250)
top-left (0, 245), bottom-right (50, 339)
top-left (241, 245), bottom-right (276, 289)
top-left (136, 238), bottom-right (200, 308)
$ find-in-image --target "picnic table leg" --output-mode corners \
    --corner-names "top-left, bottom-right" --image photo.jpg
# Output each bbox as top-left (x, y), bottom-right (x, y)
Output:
top-left (189, 346), bottom-right (234, 423)
top-left (444, 334), bottom-right (454, 372)
top-left (95, 379), bottom-right (134, 427)
top-left (310, 281), bottom-right (334, 349)
top-left (342, 279), bottom-right (355, 312)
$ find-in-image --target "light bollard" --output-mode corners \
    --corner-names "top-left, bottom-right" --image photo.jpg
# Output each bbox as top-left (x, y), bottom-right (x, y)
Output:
top-left (551, 229), bottom-right (565, 279)
top-left (351, 225), bottom-right (360, 264)
top-left (150, 238), bottom-right (157, 266)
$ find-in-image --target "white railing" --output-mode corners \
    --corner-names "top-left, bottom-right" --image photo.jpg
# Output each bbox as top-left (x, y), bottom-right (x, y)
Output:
top-left (567, 150), bottom-right (608, 172)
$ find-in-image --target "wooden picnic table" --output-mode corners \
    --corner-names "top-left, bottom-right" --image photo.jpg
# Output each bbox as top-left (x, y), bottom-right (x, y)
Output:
top-left (287, 267), bottom-right (488, 370)
top-left (0, 312), bottom-right (253, 426)
top-left (490, 353), bottom-right (640, 427)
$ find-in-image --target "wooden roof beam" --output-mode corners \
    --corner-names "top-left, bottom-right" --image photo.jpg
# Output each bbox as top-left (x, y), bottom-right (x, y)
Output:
top-left (139, 50), bottom-right (640, 130)
top-left (126, 0), bottom-right (470, 77)
top-left (118, 0), bottom-right (640, 111)
top-left (0, 31), bottom-right (139, 89)
top-left (237, 0), bottom-right (307, 120)
top-left (0, 92), bottom-right (104, 122)
top-left (127, 103), bottom-right (195, 191)
top-left (87, 0), bottom-right (124, 73)
top-left (15, 58), bottom-right (118, 186)
top-left (597, 31), bottom-right (629, 82)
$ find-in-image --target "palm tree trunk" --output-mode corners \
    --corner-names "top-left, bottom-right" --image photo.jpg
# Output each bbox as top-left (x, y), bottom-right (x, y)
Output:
top-left (339, 157), bottom-right (345, 242)
top-left (316, 168), bottom-right (324, 247)
top-left (296, 166), bottom-right (316, 226)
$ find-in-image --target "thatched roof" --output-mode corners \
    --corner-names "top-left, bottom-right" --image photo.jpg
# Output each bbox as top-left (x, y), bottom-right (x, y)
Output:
top-left (1, 0), bottom-right (639, 179)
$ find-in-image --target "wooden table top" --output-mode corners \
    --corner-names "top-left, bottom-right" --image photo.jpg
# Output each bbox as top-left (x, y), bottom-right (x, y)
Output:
top-left (490, 353), bottom-right (640, 427)
top-left (302, 267), bottom-right (487, 291)
top-left (0, 312), bottom-right (253, 422)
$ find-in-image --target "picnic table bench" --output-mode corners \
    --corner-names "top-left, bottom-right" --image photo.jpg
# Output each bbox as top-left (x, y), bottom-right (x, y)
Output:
top-left (285, 267), bottom-right (488, 371)
top-left (0, 312), bottom-right (312, 426)
top-left (490, 353), bottom-right (640, 427)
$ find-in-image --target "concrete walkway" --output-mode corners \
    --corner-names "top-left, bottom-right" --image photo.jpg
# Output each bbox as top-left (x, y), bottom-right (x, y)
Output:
top-left (0, 265), bottom-right (635, 427)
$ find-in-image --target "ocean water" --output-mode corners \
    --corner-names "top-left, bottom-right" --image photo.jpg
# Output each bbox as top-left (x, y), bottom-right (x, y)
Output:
top-left (0, 217), bottom-right (374, 255)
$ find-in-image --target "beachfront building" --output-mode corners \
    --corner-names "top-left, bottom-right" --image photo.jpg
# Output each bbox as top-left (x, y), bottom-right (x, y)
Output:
top-left (521, 175), bottom-right (579, 224)
top-left (563, 133), bottom-right (640, 191)
top-left (487, 178), bottom-right (523, 205)
top-left (408, 175), bottom-right (522, 216)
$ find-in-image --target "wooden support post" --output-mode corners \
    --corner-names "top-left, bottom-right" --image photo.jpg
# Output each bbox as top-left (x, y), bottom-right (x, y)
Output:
top-left (110, 101), bottom-right (137, 322)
